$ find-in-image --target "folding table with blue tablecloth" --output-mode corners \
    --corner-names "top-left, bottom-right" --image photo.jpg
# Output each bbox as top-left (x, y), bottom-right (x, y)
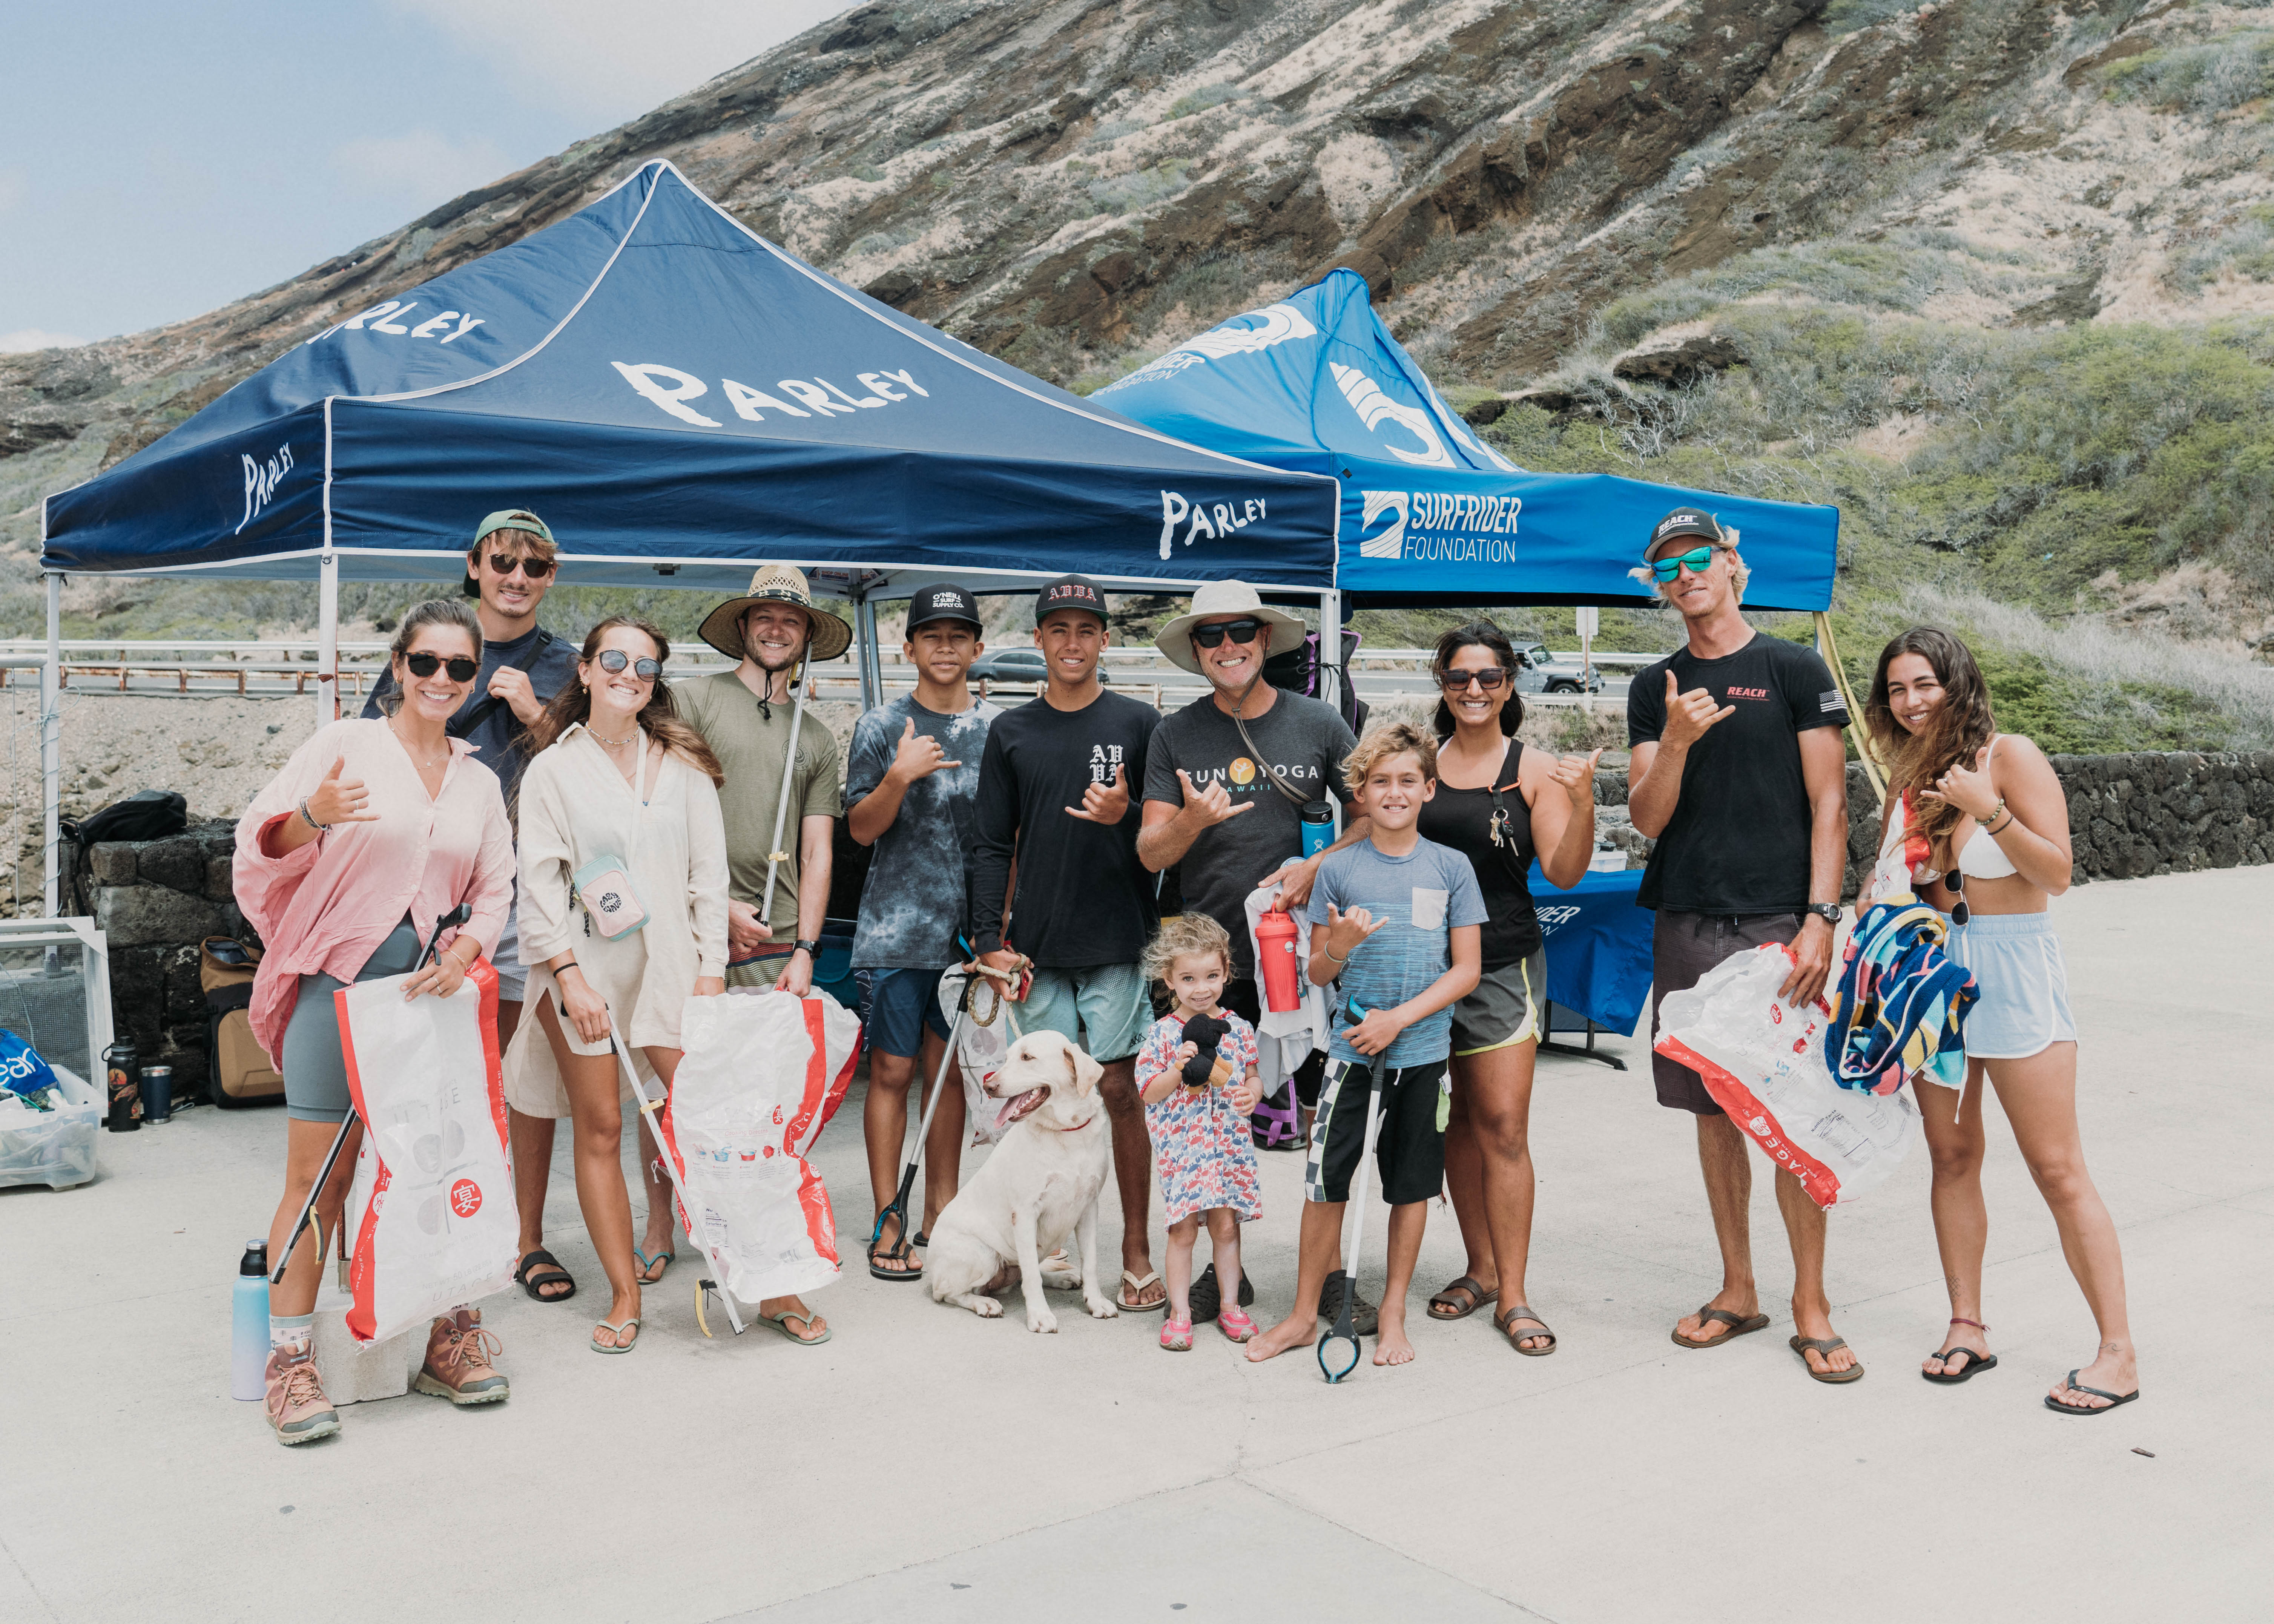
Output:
top-left (1530, 863), bottom-right (1654, 1069)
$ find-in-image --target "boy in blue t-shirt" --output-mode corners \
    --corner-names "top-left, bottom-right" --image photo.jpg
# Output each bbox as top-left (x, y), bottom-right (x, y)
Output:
top-left (1245, 722), bottom-right (1485, 1370)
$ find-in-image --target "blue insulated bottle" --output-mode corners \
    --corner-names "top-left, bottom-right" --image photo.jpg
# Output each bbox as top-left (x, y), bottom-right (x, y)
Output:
top-left (1299, 799), bottom-right (1335, 857)
top-left (231, 1241), bottom-right (270, 1400)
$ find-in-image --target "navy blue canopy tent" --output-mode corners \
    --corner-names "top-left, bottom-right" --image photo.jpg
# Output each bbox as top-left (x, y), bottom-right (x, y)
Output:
top-left (1099, 268), bottom-right (1838, 612)
top-left (40, 161), bottom-right (1338, 602)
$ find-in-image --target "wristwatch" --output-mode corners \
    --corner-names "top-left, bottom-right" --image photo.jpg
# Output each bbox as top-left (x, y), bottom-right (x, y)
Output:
top-left (1804, 903), bottom-right (1842, 925)
top-left (792, 938), bottom-right (820, 956)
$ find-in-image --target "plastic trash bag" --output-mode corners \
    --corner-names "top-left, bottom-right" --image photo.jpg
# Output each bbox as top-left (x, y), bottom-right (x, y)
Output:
top-left (0, 1060), bottom-right (100, 1190)
top-left (1654, 943), bottom-right (1920, 1208)
top-left (659, 989), bottom-right (860, 1305)
top-left (339, 960), bottom-right (517, 1344)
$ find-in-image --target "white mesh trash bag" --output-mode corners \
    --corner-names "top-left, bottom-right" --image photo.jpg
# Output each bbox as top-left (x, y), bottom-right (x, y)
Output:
top-left (1654, 943), bottom-right (1920, 1208)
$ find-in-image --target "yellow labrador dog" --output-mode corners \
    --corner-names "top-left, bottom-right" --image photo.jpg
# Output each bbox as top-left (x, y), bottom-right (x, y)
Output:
top-left (926, 1031), bottom-right (1120, 1332)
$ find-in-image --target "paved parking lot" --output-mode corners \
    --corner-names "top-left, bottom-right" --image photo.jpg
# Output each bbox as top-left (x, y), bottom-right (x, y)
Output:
top-left (2, 868), bottom-right (2265, 1623)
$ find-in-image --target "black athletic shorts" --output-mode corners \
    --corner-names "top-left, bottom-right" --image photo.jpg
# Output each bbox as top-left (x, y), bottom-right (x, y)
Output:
top-left (1303, 1055), bottom-right (1448, 1207)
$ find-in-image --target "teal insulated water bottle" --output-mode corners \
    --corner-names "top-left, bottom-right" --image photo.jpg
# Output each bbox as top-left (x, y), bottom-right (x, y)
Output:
top-left (231, 1241), bottom-right (269, 1400)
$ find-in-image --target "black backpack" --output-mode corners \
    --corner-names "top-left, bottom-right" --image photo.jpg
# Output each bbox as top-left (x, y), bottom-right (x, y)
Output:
top-left (58, 789), bottom-right (187, 915)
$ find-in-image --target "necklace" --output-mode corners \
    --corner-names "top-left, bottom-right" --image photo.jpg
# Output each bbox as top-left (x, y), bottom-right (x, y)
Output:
top-left (589, 723), bottom-right (638, 747)
top-left (391, 718), bottom-right (450, 770)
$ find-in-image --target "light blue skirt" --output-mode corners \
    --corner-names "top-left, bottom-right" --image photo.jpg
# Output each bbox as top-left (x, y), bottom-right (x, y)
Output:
top-left (1947, 911), bottom-right (2076, 1060)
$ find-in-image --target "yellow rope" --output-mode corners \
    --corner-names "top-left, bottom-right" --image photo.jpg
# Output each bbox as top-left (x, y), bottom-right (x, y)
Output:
top-left (1815, 611), bottom-right (1885, 803)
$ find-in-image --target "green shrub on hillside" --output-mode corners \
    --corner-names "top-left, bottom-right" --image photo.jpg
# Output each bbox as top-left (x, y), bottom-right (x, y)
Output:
top-left (2098, 29), bottom-right (2274, 113)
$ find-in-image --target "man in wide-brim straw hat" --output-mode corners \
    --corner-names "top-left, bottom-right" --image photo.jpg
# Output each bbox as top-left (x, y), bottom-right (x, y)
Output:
top-left (677, 563), bottom-right (852, 996)
top-left (1135, 580), bottom-right (1373, 1325)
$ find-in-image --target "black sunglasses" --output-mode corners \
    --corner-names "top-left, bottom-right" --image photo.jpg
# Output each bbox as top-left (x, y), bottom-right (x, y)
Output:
top-left (404, 652), bottom-right (479, 681)
top-left (595, 649), bottom-right (661, 680)
top-left (1191, 618), bottom-right (1266, 649)
top-left (483, 551), bottom-right (555, 578)
top-left (1438, 667), bottom-right (1512, 692)
top-left (1946, 871), bottom-right (1969, 927)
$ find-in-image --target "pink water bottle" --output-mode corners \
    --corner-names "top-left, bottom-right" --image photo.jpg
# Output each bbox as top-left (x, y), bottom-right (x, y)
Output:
top-left (1256, 908), bottom-right (1302, 1014)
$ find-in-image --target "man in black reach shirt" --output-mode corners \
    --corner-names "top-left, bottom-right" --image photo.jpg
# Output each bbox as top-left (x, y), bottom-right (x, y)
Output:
top-left (970, 576), bottom-right (1168, 1313)
top-left (364, 508), bottom-right (577, 1305)
top-left (1626, 507), bottom-right (1861, 1383)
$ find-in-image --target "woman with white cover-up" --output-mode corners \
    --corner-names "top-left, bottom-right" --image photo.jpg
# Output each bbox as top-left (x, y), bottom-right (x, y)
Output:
top-left (507, 617), bottom-right (727, 1354)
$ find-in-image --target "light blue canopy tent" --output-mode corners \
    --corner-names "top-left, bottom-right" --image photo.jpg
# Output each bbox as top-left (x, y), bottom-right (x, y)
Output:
top-left (1098, 268), bottom-right (1839, 612)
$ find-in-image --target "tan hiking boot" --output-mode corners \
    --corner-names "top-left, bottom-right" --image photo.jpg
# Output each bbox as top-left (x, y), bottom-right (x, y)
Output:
top-left (264, 1344), bottom-right (340, 1446)
top-left (414, 1308), bottom-right (510, 1405)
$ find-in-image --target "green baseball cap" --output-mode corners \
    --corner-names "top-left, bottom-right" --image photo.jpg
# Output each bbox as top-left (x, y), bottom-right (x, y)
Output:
top-left (472, 508), bottom-right (554, 548)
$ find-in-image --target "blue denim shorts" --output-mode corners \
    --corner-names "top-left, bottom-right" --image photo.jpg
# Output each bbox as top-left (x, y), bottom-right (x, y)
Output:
top-left (862, 966), bottom-right (954, 1060)
top-left (1947, 911), bottom-right (2076, 1060)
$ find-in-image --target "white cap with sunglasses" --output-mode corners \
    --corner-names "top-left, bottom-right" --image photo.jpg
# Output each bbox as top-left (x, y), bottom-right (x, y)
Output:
top-left (1151, 580), bottom-right (1307, 674)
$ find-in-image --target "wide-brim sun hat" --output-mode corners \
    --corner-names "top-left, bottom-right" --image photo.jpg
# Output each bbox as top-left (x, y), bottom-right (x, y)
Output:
top-left (698, 564), bottom-right (854, 662)
top-left (1152, 580), bottom-right (1307, 675)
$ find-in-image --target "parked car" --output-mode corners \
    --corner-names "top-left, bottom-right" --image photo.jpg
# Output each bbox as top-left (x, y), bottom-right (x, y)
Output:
top-left (1512, 642), bottom-right (1604, 695)
top-left (968, 647), bottom-right (1110, 690)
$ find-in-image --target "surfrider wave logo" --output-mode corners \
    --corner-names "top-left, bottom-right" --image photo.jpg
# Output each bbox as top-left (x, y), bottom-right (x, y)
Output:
top-left (1329, 363), bottom-right (1455, 469)
top-left (1101, 303), bottom-right (1320, 392)
top-left (1359, 489), bottom-right (1523, 564)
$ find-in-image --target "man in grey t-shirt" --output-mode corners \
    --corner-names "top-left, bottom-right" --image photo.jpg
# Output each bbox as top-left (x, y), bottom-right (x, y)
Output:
top-left (844, 583), bottom-right (998, 1278)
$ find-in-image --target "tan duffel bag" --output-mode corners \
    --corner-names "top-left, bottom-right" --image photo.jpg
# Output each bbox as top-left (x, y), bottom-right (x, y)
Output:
top-left (200, 936), bottom-right (284, 1109)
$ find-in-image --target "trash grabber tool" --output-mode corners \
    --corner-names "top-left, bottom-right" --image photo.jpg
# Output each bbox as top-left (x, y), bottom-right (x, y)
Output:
top-left (868, 970), bottom-right (977, 1279)
top-left (1318, 999), bottom-right (1388, 1385)
top-left (271, 904), bottom-right (471, 1286)
top-left (605, 1009), bottom-right (749, 1337)
top-left (755, 647), bottom-right (818, 937)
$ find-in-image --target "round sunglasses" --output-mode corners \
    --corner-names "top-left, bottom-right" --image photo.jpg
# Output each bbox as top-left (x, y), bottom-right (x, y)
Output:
top-left (1438, 667), bottom-right (1513, 692)
top-left (403, 652), bottom-right (479, 681)
top-left (1190, 617), bottom-right (1266, 649)
top-left (594, 648), bottom-right (661, 680)
top-left (1649, 544), bottom-right (1723, 582)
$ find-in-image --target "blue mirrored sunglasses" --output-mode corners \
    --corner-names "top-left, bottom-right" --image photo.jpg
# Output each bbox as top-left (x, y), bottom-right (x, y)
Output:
top-left (1649, 545), bottom-right (1721, 582)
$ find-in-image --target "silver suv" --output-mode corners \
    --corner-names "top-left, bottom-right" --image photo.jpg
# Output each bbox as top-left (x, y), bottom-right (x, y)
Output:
top-left (1513, 643), bottom-right (1605, 695)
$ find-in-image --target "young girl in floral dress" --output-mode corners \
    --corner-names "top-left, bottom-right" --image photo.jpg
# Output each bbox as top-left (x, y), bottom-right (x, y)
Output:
top-left (1135, 914), bottom-right (1264, 1350)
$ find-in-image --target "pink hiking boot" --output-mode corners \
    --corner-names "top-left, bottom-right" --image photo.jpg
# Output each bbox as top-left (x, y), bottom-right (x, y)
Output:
top-left (414, 1308), bottom-right (511, 1405)
top-left (263, 1344), bottom-right (340, 1446)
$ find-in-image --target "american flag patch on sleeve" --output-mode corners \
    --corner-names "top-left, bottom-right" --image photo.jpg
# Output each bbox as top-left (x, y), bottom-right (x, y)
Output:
top-left (1820, 690), bottom-right (1846, 713)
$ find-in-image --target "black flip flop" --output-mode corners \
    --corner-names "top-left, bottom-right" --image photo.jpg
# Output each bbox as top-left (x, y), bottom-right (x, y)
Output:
top-left (2045, 1370), bottom-right (2139, 1414)
top-left (515, 1248), bottom-right (576, 1303)
top-left (1923, 1344), bottom-right (1998, 1384)
top-left (1428, 1274), bottom-right (1497, 1321)
top-left (1671, 1306), bottom-right (1769, 1348)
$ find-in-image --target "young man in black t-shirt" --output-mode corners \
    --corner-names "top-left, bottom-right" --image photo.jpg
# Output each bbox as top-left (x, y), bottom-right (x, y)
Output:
top-left (1625, 506), bottom-right (1860, 1382)
top-left (970, 576), bottom-right (1168, 1313)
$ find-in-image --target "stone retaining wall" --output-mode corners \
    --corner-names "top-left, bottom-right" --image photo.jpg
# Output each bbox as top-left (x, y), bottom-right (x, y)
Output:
top-left (1593, 750), bottom-right (2274, 896)
top-left (84, 819), bottom-right (245, 1094)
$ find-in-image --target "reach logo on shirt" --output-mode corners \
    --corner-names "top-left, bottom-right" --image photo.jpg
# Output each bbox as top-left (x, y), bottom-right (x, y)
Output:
top-left (1726, 686), bottom-right (1771, 701)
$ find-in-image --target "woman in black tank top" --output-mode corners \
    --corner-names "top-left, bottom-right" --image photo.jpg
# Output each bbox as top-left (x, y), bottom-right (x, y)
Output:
top-left (1415, 624), bottom-right (1602, 1354)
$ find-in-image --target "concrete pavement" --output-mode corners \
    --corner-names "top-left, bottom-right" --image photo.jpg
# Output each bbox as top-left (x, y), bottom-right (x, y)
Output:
top-left (2, 868), bottom-right (2267, 1623)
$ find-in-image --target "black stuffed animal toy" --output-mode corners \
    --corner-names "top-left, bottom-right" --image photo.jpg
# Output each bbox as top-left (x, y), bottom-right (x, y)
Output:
top-left (1180, 1012), bottom-right (1234, 1088)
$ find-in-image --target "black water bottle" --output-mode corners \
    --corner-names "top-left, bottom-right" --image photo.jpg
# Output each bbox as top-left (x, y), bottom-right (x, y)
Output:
top-left (104, 1039), bottom-right (141, 1133)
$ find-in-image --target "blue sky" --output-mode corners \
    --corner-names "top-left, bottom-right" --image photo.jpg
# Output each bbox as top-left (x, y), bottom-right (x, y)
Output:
top-left (0, 1), bottom-right (854, 351)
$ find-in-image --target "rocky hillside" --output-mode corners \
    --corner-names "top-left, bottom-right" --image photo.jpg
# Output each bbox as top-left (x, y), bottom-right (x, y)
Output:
top-left (6, 0), bottom-right (2274, 741)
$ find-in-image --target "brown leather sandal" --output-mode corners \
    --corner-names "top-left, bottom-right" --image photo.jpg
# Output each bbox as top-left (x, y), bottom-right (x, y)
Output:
top-left (1495, 1304), bottom-right (1556, 1356)
top-left (1671, 1306), bottom-right (1769, 1348)
top-left (1427, 1274), bottom-right (1497, 1320)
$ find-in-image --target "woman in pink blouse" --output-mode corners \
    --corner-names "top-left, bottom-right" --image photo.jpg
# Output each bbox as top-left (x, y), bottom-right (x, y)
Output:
top-left (234, 600), bottom-right (515, 1447)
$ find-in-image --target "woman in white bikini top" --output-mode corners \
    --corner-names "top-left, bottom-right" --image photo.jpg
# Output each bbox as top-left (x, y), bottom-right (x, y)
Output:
top-left (1866, 627), bottom-right (2137, 1418)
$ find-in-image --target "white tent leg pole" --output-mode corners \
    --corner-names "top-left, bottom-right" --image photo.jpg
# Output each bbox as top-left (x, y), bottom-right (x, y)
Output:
top-left (855, 594), bottom-right (879, 711)
top-left (757, 655), bottom-right (817, 934)
top-left (42, 572), bottom-right (62, 918)
top-left (316, 549), bottom-right (339, 729)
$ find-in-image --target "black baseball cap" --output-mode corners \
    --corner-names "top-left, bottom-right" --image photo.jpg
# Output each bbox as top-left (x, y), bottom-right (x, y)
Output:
top-left (1643, 506), bottom-right (1727, 561)
top-left (905, 581), bottom-right (981, 632)
top-left (1034, 574), bottom-right (1108, 626)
